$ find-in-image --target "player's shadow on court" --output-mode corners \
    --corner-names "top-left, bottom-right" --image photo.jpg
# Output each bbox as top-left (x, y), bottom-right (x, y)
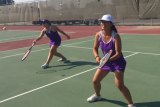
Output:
top-left (97, 98), bottom-right (126, 106)
top-left (135, 101), bottom-right (160, 107)
top-left (37, 60), bottom-right (97, 73)
top-left (98, 99), bottom-right (160, 107)
top-left (96, 99), bottom-right (160, 107)
top-left (49, 60), bottom-right (97, 70)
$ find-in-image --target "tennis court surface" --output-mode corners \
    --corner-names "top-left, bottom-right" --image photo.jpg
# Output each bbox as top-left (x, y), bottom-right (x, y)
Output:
top-left (0, 27), bottom-right (160, 107)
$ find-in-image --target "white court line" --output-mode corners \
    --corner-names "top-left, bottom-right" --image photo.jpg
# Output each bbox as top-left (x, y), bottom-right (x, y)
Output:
top-left (0, 53), bottom-right (138, 104)
top-left (124, 52), bottom-right (139, 58)
top-left (1, 43), bottom-right (160, 60)
top-left (123, 51), bottom-right (160, 56)
top-left (0, 31), bottom-right (75, 43)
top-left (0, 38), bottom-right (94, 60)
top-left (63, 39), bottom-right (93, 46)
top-left (120, 33), bottom-right (160, 36)
top-left (0, 38), bottom-right (93, 59)
top-left (63, 45), bottom-right (92, 50)
top-left (0, 48), bottom-right (49, 60)
top-left (0, 35), bottom-right (36, 43)
top-left (8, 30), bottom-right (76, 34)
top-left (8, 30), bottom-right (40, 32)
top-left (63, 45), bottom-right (160, 56)
top-left (7, 29), bottom-right (160, 35)
top-left (0, 36), bottom-right (93, 53)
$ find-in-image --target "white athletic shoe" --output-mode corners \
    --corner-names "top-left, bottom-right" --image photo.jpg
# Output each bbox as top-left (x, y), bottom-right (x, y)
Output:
top-left (128, 104), bottom-right (136, 107)
top-left (57, 58), bottom-right (67, 62)
top-left (87, 94), bottom-right (102, 103)
top-left (41, 63), bottom-right (49, 69)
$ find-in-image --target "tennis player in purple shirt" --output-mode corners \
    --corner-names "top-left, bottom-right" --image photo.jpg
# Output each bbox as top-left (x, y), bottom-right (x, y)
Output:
top-left (87, 14), bottom-right (135, 107)
top-left (33, 19), bottom-right (70, 69)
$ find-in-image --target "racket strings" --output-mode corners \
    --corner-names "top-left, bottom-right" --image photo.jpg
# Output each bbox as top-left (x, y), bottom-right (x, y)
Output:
top-left (98, 50), bottom-right (112, 68)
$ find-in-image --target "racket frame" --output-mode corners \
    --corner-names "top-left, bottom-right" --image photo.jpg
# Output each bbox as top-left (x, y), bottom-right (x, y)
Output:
top-left (98, 50), bottom-right (112, 68)
top-left (21, 43), bottom-right (35, 61)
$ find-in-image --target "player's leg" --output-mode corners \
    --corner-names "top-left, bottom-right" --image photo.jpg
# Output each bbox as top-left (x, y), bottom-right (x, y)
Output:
top-left (87, 69), bottom-right (109, 102)
top-left (41, 45), bottom-right (57, 68)
top-left (52, 41), bottom-right (66, 61)
top-left (114, 71), bottom-right (134, 106)
top-left (47, 45), bottom-right (58, 64)
top-left (54, 51), bottom-right (67, 61)
top-left (93, 69), bottom-right (109, 96)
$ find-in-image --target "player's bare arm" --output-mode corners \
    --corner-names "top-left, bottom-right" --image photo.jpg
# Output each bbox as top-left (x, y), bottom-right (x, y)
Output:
top-left (93, 32), bottom-right (101, 63)
top-left (53, 26), bottom-right (70, 39)
top-left (33, 29), bottom-right (45, 43)
top-left (110, 34), bottom-right (122, 61)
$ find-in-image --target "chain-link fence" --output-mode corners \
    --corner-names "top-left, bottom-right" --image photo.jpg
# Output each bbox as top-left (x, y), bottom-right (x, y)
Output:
top-left (0, 0), bottom-right (160, 25)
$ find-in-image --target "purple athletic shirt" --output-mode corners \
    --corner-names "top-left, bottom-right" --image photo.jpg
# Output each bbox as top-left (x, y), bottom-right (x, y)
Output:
top-left (45, 30), bottom-right (61, 46)
top-left (99, 31), bottom-right (126, 72)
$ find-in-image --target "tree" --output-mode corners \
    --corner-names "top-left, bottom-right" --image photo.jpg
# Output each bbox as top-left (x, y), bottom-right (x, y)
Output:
top-left (0, 0), bottom-right (14, 5)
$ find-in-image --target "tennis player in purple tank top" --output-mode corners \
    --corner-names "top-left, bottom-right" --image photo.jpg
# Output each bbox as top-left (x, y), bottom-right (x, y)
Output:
top-left (33, 19), bottom-right (70, 69)
top-left (87, 15), bottom-right (135, 107)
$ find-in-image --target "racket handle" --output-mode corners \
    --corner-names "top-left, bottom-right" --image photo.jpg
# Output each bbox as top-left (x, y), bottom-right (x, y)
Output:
top-left (30, 42), bottom-right (35, 48)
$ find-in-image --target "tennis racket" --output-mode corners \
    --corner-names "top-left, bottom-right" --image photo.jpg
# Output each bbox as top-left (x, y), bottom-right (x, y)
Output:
top-left (98, 50), bottom-right (112, 68)
top-left (21, 42), bottom-right (35, 61)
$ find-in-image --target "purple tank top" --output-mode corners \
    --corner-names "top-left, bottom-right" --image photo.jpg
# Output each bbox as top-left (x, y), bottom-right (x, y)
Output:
top-left (99, 31), bottom-right (115, 55)
top-left (99, 31), bottom-right (125, 62)
top-left (45, 30), bottom-right (61, 41)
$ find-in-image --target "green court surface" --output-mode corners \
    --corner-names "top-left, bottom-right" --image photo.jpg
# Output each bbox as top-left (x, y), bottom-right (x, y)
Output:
top-left (0, 30), bottom-right (39, 43)
top-left (0, 30), bottom-right (160, 107)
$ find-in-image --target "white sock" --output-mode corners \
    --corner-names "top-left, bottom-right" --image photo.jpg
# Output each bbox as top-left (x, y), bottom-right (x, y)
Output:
top-left (128, 104), bottom-right (135, 107)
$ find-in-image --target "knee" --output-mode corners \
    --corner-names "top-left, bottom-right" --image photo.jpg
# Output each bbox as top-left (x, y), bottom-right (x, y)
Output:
top-left (92, 79), bottom-right (100, 85)
top-left (115, 83), bottom-right (125, 91)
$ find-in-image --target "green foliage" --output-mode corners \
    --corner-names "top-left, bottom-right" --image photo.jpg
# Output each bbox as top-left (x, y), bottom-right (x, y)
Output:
top-left (0, 0), bottom-right (14, 5)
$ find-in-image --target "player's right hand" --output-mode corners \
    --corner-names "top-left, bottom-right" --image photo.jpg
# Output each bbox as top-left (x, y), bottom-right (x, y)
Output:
top-left (95, 56), bottom-right (101, 63)
top-left (33, 40), bottom-right (37, 44)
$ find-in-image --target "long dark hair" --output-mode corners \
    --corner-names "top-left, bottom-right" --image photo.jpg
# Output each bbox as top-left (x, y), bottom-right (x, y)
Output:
top-left (41, 19), bottom-right (51, 26)
top-left (111, 24), bottom-right (118, 33)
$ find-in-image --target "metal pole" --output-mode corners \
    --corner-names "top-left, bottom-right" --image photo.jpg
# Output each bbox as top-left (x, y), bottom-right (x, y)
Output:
top-left (59, 0), bottom-right (63, 20)
top-left (31, 6), bottom-right (33, 21)
top-left (38, 1), bottom-right (40, 21)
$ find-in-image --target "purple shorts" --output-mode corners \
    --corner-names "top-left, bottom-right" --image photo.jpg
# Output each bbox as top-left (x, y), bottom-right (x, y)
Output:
top-left (100, 57), bottom-right (126, 72)
top-left (49, 40), bottom-right (61, 47)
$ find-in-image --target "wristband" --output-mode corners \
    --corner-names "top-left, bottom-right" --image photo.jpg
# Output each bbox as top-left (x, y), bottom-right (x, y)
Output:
top-left (95, 56), bottom-right (99, 59)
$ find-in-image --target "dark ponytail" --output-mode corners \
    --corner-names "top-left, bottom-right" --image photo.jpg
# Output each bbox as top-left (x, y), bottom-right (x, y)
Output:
top-left (111, 24), bottom-right (118, 33)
